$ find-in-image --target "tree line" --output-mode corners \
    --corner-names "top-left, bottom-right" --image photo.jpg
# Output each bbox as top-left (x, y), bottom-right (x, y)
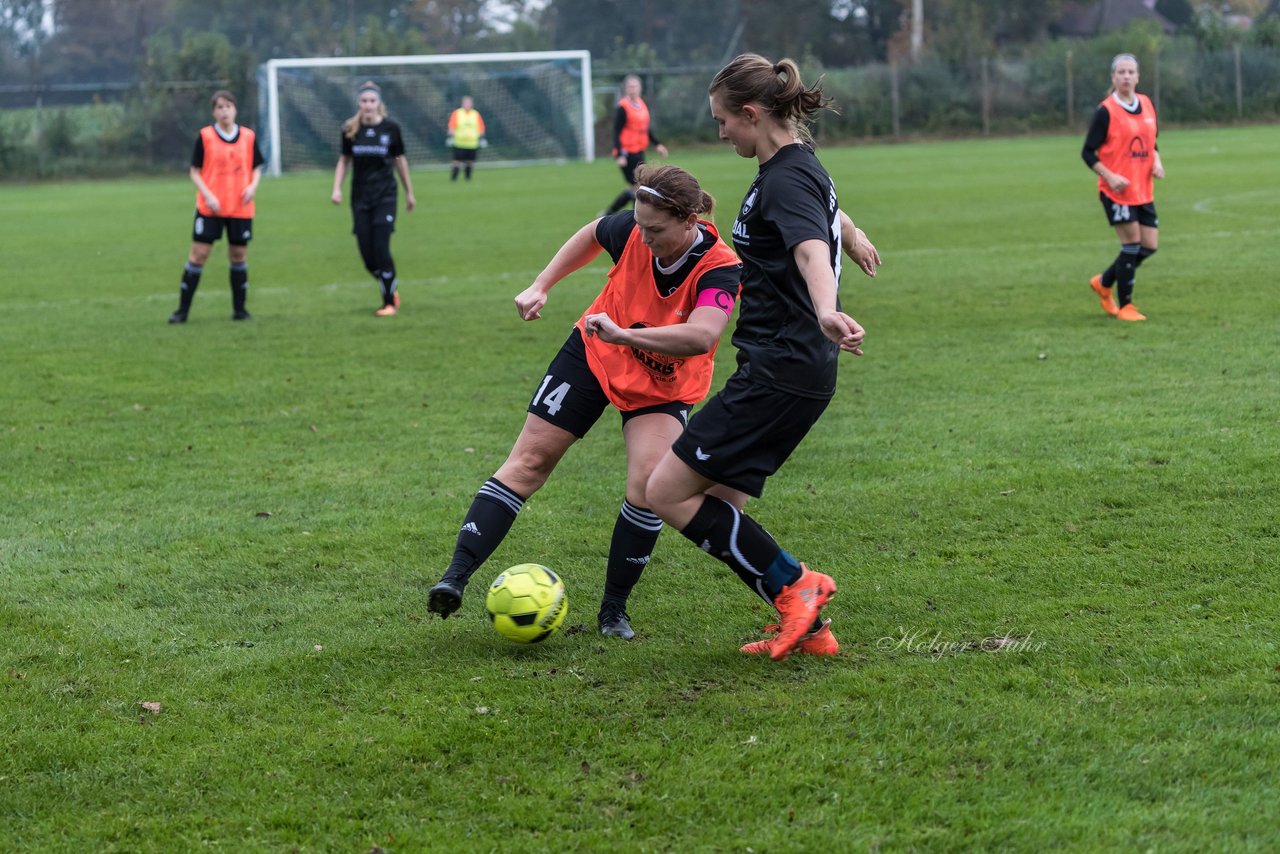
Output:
top-left (2, 0), bottom-right (1277, 179)
top-left (4, 0), bottom-right (1278, 88)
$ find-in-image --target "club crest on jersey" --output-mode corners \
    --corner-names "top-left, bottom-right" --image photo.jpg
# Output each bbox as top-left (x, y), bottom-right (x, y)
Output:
top-left (741, 188), bottom-right (758, 217)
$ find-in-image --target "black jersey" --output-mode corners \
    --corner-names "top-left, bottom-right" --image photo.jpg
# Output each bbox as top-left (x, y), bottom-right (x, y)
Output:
top-left (728, 143), bottom-right (842, 399)
top-left (595, 210), bottom-right (741, 300)
top-left (342, 118), bottom-right (406, 207)
top-left (190, 125), bottom-right (265, 170)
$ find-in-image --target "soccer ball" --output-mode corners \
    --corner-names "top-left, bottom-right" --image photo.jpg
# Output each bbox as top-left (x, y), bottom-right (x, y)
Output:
top-left (485, 564), bottom-right (568, 644)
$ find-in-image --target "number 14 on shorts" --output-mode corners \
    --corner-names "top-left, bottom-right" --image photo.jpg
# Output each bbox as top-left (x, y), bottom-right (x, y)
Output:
top-left (533, 375), bottom-right (570, 416)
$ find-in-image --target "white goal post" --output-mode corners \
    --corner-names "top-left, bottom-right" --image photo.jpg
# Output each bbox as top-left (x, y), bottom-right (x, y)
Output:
top-left (258, 50), bottom-right (594, 176)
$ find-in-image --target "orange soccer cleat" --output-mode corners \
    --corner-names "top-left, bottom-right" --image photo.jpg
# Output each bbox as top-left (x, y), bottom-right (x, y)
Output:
top-left (1115, 303), bottom-right (1146, 322)
top-left (374, 304), bottom-right (397, 317)
top-left (740, 618), bottom-right (839, 657)
top-left (1090, 275), bottom-right (1119, 317)
top-left (768, 564), bottom-right (836, 661)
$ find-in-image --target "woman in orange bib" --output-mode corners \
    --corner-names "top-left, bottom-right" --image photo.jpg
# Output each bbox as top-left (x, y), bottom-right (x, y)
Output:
top-left (428, 164), bottom-right (743, 640)
top-left (168, 90), bottom-right (263, 324)
top-left (602, 74), bottom-right (669, 215)
top-left (1082, 53), bottom-right (1165, 322)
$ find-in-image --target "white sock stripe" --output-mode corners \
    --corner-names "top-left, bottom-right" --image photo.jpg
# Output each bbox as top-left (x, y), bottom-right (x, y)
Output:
top-left (478, 480), bottom-right (523, 514)
top-left (621, 501), bottom-right (663, 532)
top-left (725, 501), bottom-right (763, 578)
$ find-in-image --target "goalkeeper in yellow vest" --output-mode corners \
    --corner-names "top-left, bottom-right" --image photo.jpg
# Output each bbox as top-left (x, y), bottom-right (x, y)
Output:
top-left (447, 95), bottom-right (486, 181)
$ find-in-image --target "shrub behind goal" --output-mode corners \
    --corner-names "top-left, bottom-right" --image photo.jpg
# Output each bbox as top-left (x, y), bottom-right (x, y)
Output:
top-left (257, 50), bottom-right (594, 175)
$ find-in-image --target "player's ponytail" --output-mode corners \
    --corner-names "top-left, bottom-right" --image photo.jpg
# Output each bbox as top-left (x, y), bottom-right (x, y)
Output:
top-left (710, 53), bottom-right (836, 146)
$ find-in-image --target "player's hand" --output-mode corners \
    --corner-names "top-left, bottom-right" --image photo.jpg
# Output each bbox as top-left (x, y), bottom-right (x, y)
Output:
top-left (849, 228), bottom-right (881, 278)
top-left (445, 135), bottom-right (454, 147)
top-left (405, 193), bottom-right (416, 212)
top-left (1108, 174), bottom-right (1130, 194)
top-left (819, 311), bottom-right (865, 355)
top-left (241, 186), bottom-right (256, 205)
top-left (1153, 164), bottom-right (1165, 180)
top-left (331, 190), bottom-right (342, 205)
top-left (515, 285), bottom-right (548, 321)
top-left (204, 193), bottom-right (222, 215)
top-left (616, 154), bottom-right (627, 167)
top-left (656, 144), bottom-right (669, 158)
top-left (582, 312), bottom-right (625, 343)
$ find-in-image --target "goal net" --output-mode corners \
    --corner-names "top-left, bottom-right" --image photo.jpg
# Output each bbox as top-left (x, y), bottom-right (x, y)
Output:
top-left (257, 50), bottom-right (594, 176)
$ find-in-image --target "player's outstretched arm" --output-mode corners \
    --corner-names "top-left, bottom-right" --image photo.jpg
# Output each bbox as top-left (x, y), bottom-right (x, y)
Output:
top-left (583, 303), bottom-right (729, 356)
top-left (838, 210), bottom-right (880, 278)
top-left (515, 222), bottom-right (604, 321)
top-left (795, 238), bottom-right (865, 355)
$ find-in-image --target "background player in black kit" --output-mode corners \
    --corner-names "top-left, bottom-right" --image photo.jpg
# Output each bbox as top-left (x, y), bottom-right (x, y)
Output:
top-left (646, 54), bottom-right (879, 661)
top-left (331, 81), bottom-right (416, 316)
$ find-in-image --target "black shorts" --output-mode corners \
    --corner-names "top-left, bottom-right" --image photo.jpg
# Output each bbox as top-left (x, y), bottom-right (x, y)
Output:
top-left (620, 151), bottom-right (645, 185)
top-left (528, 329), bottom-right (695, 439)
top-left (671, 371), bottom-right (831, 498)
top-left (1100, 193), bottom-right (1158, 228)
top-left (352, 200), bottom-right (397, 234)
top-left (452, 147), bottom-right (479, 162)
top-left (192, 212), bottom-right (253, 245)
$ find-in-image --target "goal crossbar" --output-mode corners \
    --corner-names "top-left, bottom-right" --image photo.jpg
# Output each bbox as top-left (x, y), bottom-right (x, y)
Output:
top-left (260, 50), bottom-right (594, 176)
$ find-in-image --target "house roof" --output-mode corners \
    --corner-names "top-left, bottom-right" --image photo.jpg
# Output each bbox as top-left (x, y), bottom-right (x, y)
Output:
top-left (1056, 0), bottom-right (1176, 37)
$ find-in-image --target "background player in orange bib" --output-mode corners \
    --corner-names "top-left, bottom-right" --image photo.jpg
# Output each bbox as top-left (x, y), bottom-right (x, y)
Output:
top-left (428, 164), bottom-right (743, 640)
top-left (601, 74), bottom-right (669, 215)
top-left (1083, 53), bottom-right (1165, 322)
top-left (168, 90), bottom-right (263, 324)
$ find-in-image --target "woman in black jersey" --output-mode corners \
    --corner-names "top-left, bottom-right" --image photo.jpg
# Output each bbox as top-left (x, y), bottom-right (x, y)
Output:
top-left (331, 81), bottom-right (416, 316)
top-left (646, 54), bottom-right (878, 662)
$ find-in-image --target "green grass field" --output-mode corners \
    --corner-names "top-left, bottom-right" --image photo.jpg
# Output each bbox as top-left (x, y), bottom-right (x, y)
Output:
top-left (3, 125), bottom-right (1280, 852)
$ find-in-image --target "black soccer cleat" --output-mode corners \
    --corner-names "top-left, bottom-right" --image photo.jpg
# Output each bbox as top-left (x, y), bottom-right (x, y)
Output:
top-left (168, 310), bottom-right (188, 324)
top-left (598, 601), bottom-right (636, 640)
top-left (427, 578), bottom-right (465, 619)
top-left (232, 309), bottom-right (252, 321)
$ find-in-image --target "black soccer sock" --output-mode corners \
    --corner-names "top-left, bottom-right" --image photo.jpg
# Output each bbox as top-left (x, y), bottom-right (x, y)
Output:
top-left (229, 262), bottom-right (248, 312)
top-left (678, 496), bottom-right (803, 602)
top-left (605, 189), bottom-right (635, 215)
top-left (450, 166), bottom-right (459, 181)
top-left (1135, 246), bottom-right (1157, 268)
top-left (465, 164), bottom-right (473, 180)
top-left (378, 269), bottom-right (397, 306)
top-left (445, 478), bottom-right (525, 582)
top-left (602, 501), bottom-right (663, 607)
top-left (1115, 242), bottom-right (1141, 307)
top-left (178, 261), bottom-right (203, 311)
